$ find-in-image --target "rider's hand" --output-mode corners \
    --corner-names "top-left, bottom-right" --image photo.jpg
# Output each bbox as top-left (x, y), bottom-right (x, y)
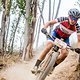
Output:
top-left (41, 28), bottom-right (47, 34)
top-left (75, 48), bottom-right (80, 54)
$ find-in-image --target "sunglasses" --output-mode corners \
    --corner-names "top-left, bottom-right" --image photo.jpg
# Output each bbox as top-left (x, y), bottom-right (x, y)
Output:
top-left (70, 16), bottom-right (78, 21)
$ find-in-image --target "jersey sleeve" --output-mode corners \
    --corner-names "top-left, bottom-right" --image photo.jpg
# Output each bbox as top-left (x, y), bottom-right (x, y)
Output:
top-left (76, 23), bottom-right (80, 33)
top-left (57, 17), bottom-right (69, 22)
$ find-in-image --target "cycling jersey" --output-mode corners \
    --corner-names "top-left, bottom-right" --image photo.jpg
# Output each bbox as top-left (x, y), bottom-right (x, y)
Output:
top-left (48, 17), bottom-right (78, 45)
top-left (55, 17), bottom-right (76, 39)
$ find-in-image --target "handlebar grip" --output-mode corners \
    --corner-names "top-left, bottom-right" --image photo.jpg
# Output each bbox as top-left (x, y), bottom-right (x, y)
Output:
top-left (41, 28), bottom-right (47, 34)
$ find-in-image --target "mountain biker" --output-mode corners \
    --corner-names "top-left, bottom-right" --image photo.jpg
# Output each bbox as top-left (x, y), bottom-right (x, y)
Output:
top-left (31, 8), bottom-right (80, 73)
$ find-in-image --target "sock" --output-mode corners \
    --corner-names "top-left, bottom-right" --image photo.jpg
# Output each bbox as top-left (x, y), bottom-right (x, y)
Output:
top-left (35, 59), bottom-right (42, 67)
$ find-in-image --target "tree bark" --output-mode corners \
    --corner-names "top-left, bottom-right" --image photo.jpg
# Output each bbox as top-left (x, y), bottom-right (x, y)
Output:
top-left (22, 0), bottom-right (37, 60)
top-left (0, 10), bottom-right (6, 55)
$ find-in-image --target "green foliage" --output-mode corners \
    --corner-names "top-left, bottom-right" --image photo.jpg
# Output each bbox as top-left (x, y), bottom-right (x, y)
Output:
top-left (16, 0), bottom-right (26, 15)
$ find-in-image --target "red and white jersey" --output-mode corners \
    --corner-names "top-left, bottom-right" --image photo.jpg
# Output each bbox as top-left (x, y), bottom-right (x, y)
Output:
top-left (55, 17), bottom-right (77, 39)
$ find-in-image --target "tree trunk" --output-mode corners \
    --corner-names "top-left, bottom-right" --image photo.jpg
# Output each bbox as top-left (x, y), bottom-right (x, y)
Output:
top-left (10, 14), bottom-right (21, 54)
top-left (0, 0), bottom-right (11, 55)
top-left (22, 0), bottom-right (37, 60)
top-left (34, 0), bottom-right (45, 48)
top-left (0, 10), bottom-right (6, 55)
top-left (0, 28), bottom-right (1, 50)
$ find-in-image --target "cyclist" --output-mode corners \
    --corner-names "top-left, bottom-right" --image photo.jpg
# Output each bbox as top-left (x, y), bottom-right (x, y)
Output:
top-left (31, 8), bottom-right (80, 73)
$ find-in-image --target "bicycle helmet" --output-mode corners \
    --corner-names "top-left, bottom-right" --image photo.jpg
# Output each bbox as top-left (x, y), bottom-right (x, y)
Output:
top-left (68, 8), bottom-right (80, 19)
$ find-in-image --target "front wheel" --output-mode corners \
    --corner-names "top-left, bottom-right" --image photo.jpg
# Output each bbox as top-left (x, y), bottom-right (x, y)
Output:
top-left (36, 52), bottom-right (59, 80)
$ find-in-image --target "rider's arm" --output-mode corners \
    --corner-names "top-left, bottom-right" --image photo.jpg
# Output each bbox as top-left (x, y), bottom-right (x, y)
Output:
top-left (43, 17), bottom-right (68, 29)
top-left (43, 19), bottom-right (58, 29)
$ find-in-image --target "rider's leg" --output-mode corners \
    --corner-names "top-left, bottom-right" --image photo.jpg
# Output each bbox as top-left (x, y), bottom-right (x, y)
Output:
top-left (31, 41), bottom-right (53, 73)
top-left (34, 41), bottom-right (53, 67)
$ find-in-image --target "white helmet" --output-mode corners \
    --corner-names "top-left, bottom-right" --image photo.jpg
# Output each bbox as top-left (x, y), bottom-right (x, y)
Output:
top-left (68, 8), bottom-right (80, 19)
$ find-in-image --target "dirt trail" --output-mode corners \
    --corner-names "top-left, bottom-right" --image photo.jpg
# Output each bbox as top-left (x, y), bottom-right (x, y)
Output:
top-left (0, 57), bottom-right (38, 80)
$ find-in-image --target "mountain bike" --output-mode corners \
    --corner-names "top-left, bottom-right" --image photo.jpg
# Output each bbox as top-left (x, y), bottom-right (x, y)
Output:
top-left (35, 32), bottom-right (80, 80)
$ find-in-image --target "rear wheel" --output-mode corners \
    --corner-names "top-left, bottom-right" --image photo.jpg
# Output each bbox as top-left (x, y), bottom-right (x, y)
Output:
top-left (36, 52), bottom-right (59, 80)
